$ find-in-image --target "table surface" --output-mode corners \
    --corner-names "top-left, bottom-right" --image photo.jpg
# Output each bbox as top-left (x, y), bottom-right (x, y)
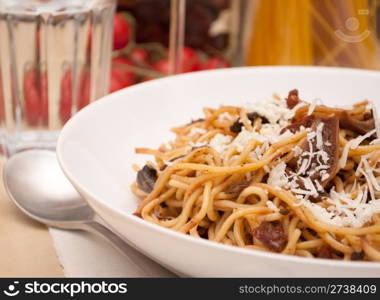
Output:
top-left (0, 160), bottom-right (174, 278)
top-left (0, 163), bottom-right (63, 277)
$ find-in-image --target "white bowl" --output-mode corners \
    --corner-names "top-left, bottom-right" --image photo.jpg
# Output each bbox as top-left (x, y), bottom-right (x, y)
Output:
top-left (57, 66), bottom-right (380, 277)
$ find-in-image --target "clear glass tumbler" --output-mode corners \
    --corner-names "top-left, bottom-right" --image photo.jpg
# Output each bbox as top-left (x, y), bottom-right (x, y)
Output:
top-left (0, 0), bottom-right (116, 155)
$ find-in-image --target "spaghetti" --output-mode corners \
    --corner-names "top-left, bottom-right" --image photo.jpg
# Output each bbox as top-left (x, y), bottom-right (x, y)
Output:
top-left (132, 89), bottom-right (380, 261)
top-left (246, 0), bottom-right (380, 70)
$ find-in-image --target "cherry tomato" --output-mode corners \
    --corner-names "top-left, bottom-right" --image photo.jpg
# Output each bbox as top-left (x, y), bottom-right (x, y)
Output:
top-left (152, 59), bottom-right (169, 74)
top-left (113, 13), bottom-right (130, 51)
top-left (109, 68), bottom-right (134, 93)
top-left (153, 47), bottom-right (200, 74)
top-left (23, 70), bottom-right (41, 126)
top-left (59, 71), bottom-right (72, 124)
top-left (130, 48), bottom-right (149, 65)
top-left (111, 57), bottom-right (135, 92)
top-left (25, 88), bottom-right (40, 126)
top-left (110, 69), bottom-right (126, 93)
top-left (40, 72), bottom-right (49, 125)
top-left (78, 70), bottom-right (91, 110)
top-left (202, 56), bottom-right (230, 70)
top-left (181, 47), bottom-right (200, 72)
top-left (112, 56), bottom-right (133, 66)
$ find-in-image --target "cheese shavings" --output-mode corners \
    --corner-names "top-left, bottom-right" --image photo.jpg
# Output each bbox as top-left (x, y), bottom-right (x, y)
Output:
top-left (217, 112), bottom-right (236, 122)
top-left (266, 201), bottom-right (279, 212)
top-left (230, 126), bottom-right (294, 153)
top-left (304, 187), bottom-right (380, 228)
top-left (209, 134), bottom-right (233, 154)
top-left (189, 141), bottom-right (208, 148)
top-left (355, 155), bottom-right (380, 202)
top-left (188, 127), bottom-right (207, 137)
top-left (307, 98), bottom-right (322, 116)
top-left (267, 162), bottom-right (288, 188)
top-left (369, 101), bottom-right (380, 139)
top-left (246, 97), bottom-right (306, 126)
top-left (338, 128), bottom-right (376, 169)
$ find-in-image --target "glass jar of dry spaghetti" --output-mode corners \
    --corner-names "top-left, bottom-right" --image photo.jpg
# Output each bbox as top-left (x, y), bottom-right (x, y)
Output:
top-left (245, 0), bottom-right (380, 70)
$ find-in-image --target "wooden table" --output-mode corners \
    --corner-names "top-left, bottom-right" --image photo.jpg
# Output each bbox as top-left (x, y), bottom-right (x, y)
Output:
top-left (0, 163), bottom-right (63, 277)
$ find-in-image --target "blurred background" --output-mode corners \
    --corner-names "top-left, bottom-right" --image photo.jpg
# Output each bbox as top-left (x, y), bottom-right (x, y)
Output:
top-left (111, 0), bottom-right (380, 93)
top-left (0, 0), bottom-right (380, 154)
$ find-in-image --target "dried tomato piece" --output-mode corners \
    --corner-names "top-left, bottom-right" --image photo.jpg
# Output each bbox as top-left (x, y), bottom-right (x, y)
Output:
top-left (316, 245), bottom-right (333, 259)
top-left (340, 110), bottom-right (375, 135)
top-left (280, 115), bottom-right (315, 134)
top-left (286, 89), bottom-right (300, 109)
top-left (253, 221), bottom-right (287, 252)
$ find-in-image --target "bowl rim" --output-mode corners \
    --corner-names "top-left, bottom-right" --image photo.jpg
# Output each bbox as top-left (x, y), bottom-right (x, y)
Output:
top-left (57, 65), bottom-right (380, 269)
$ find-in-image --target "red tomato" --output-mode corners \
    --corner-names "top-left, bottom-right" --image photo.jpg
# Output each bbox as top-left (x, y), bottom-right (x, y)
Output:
top-left (152, 59), bottom-right (169, 74)
top-left (78, 70), bottom-right (91, 110)
top-left (202, 56), bottom-right (230, 70)
top-left (110, 70), bottom-right (126, 93)
top-left (40, 72), bottom-right (49, 125)
top-left (111, 57), bottom-right (135, 92)
top-left (153, 47), bottom-right (200, 74)
top-left (59, 69), bottom-right (92, 124)
top-left (25, 88), bottom-right (40, 126)
top-left (113, 13), bottom-right (130, 51)
top-left (59, 71), bottom-right (72, 124)
top-left (112, 56), bottom-right (133, 67)
top-left (23, 70), bottom-right (41, 126)
top-left (23, 69), bottom-right (36, 92)
top-left (109, 68), bottom-right (134, 93)
top-left (181, 47), bottom-right (200, 72)
top-left (130, 48), bottom-right (148, 65)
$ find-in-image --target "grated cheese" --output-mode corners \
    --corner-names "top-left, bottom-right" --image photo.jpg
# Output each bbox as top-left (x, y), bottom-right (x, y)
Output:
top-left (356, 155), bottom-right (380, 201)
top-left (304, 188), bottom-right (380, 228)
top-left (369, 101), bottom-right (380, 139)
top-left (250, 141), bottom-right (269, 161)
top-left (231, 129), bottom-right (264, 152)
top-left (370, 138), bottom-right (380, 145)
top-left (339, 128), bottom-right (376, 169)
top-left (338, 140), bottom-right (353, 169)
top-left (350, 129), bottom-right (376, 149)
top-left (208, 134), bottom-right (232, 154)
top-left (189, 141), bottom-right (208, 148)
top-left (266, 200), bottom-right (279, 212)
top-left (268, 162), bottom-right (288, 187)
top-left (217, 112), bottom-right (236, 122)
top-left (315, 122), bottom-right (324, 150)
top-left (260, 124), bottom-right (294, 144)
top-left (245, 97), bottom-right (306, 127)
top-left (188, 127), bottom-right (207, 137)
top-left (307, 98), bottom-right (322, 116)
top-left (245, 98), bottom-right (289, 125)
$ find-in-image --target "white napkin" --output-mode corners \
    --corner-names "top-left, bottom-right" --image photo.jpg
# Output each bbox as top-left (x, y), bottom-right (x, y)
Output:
top-left (49, 228), bottom-right (176, 278)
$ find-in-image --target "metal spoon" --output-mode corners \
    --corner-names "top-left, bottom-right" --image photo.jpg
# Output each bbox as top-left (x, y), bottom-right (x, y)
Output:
top-left (3, 149), bottom-right (175, 277)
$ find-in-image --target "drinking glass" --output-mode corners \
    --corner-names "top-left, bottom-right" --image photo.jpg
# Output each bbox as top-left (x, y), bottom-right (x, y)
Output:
top-left (0, 0), bottom-right (116, 155)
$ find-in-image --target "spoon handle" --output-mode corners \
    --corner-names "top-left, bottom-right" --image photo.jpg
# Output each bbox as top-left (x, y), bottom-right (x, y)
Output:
top-left (82, 220), bottom-right (176, 277)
